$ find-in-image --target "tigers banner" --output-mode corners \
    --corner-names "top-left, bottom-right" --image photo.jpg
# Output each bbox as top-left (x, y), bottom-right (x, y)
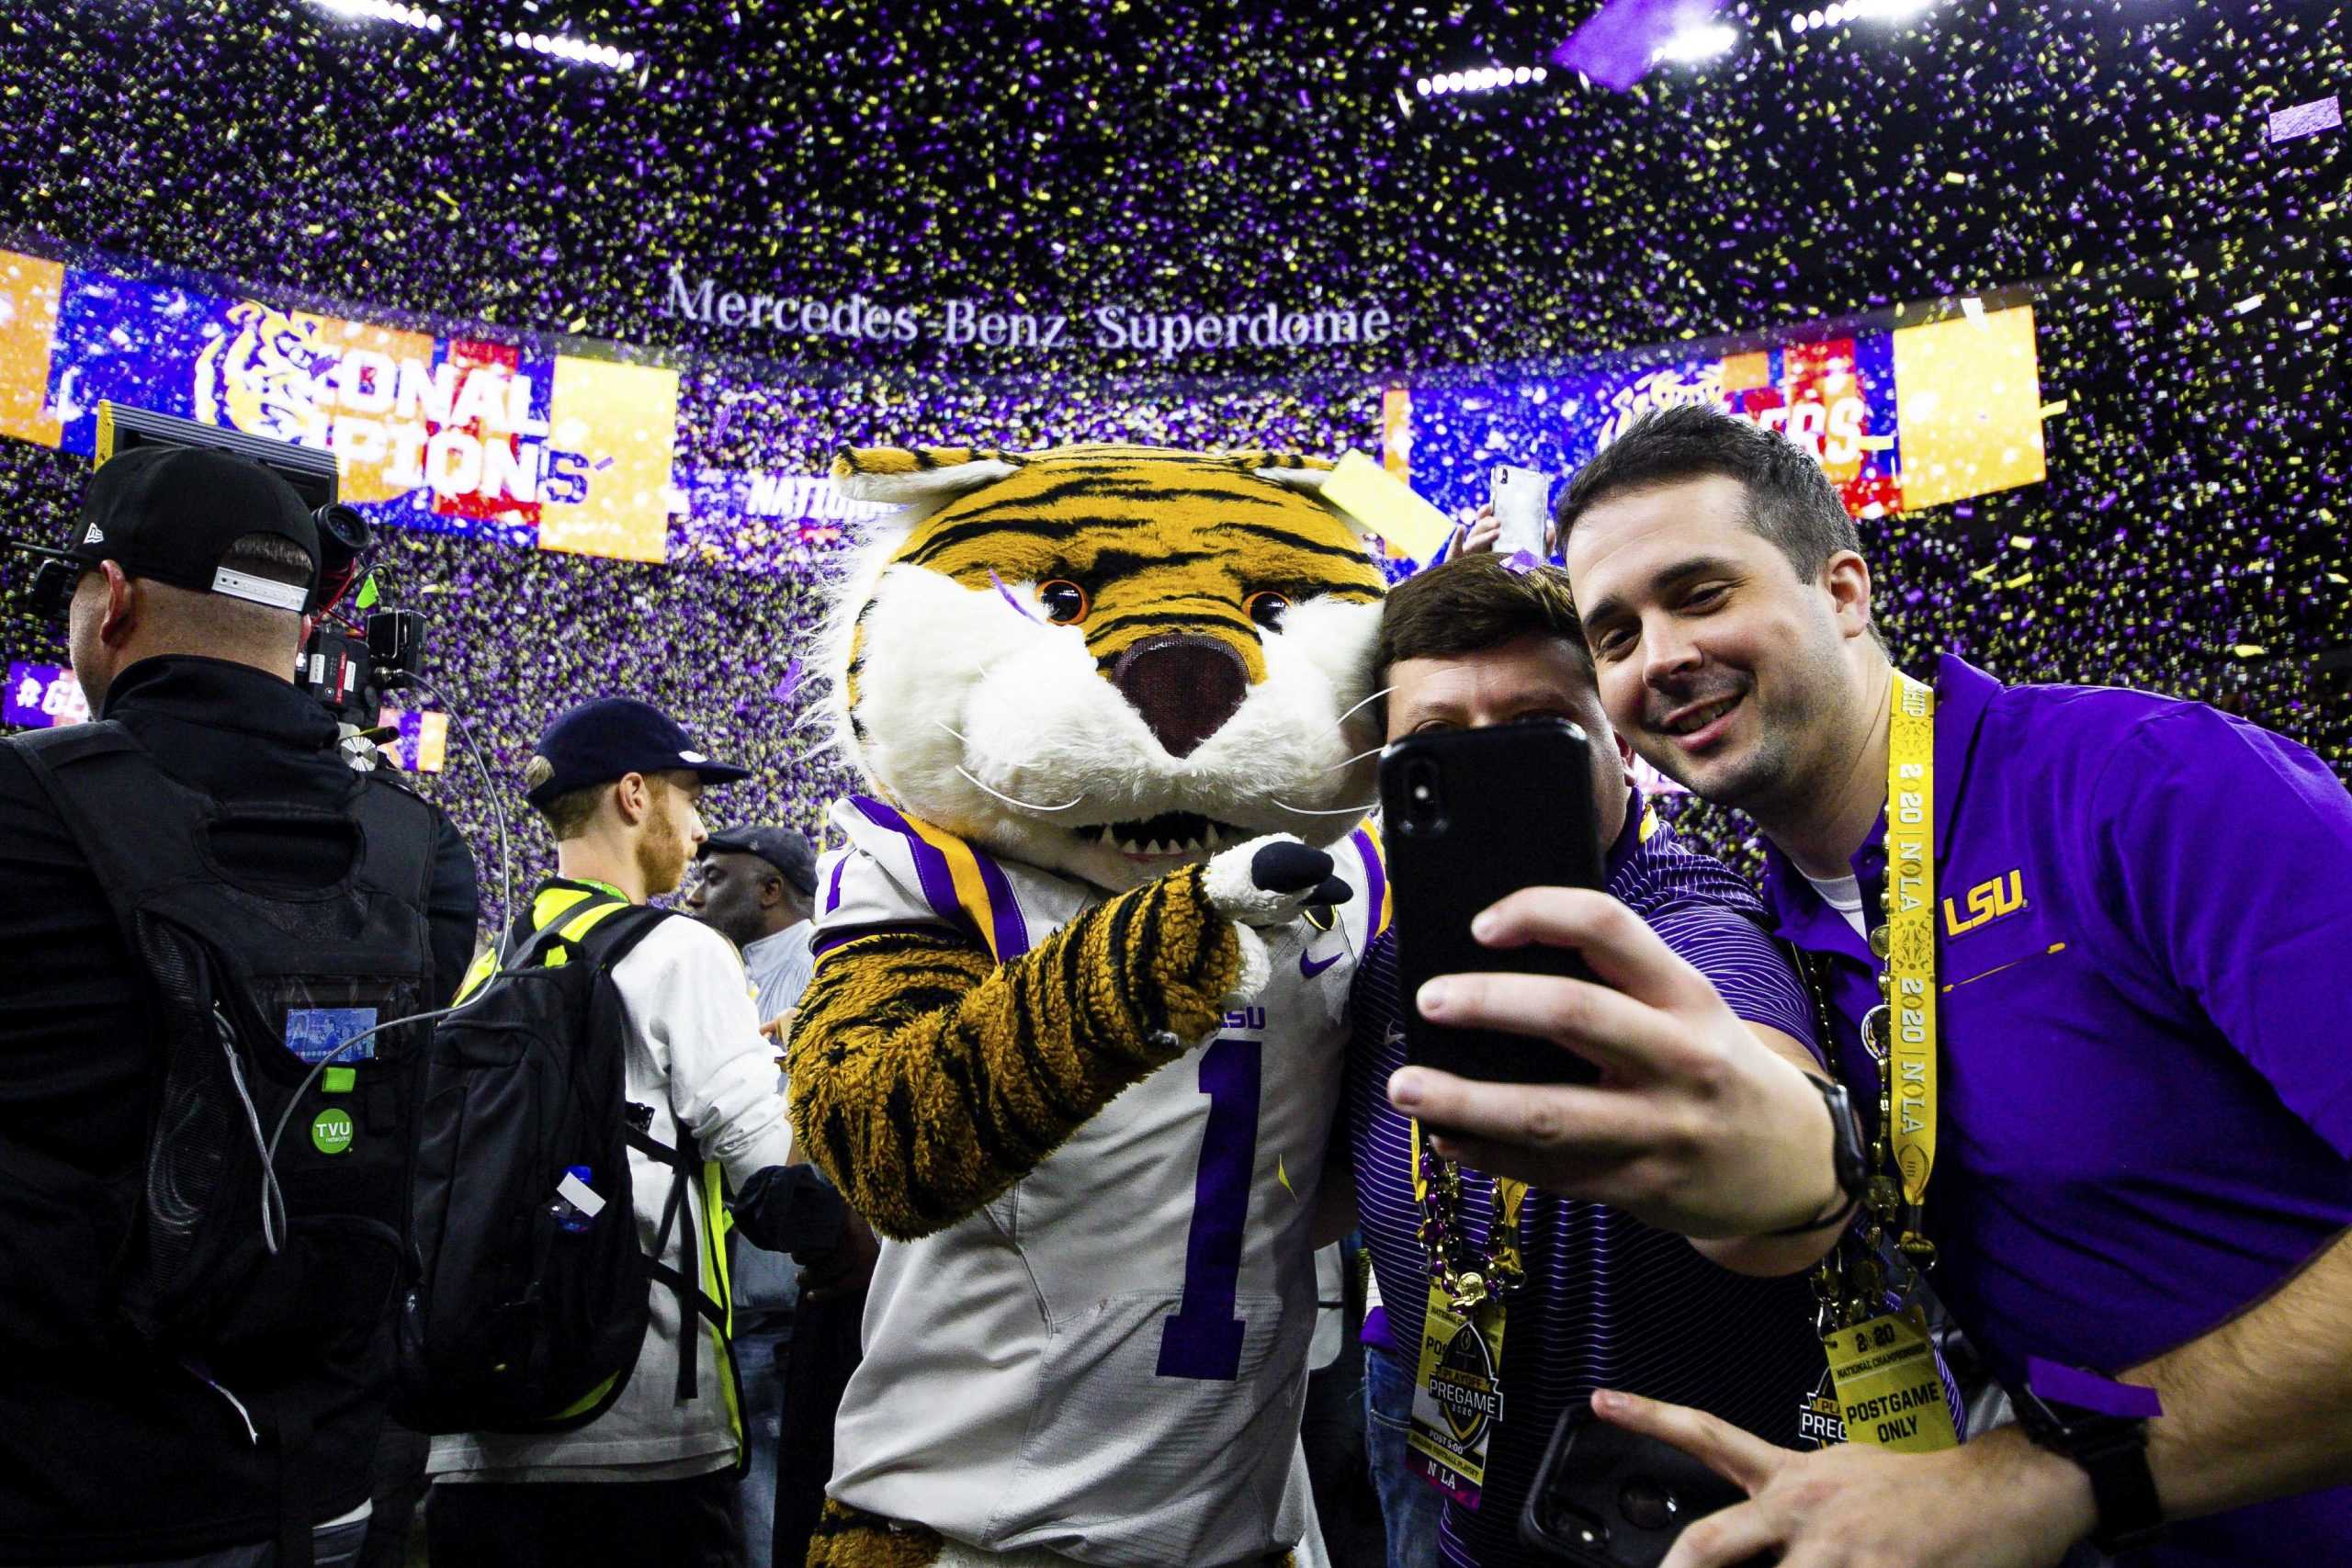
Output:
top-left (0, 246), bottom-right (680, 563)
top-left (1393, 304), bottom-right (2047, 521)
top-left (0, 241), bottom-right (2049, 574)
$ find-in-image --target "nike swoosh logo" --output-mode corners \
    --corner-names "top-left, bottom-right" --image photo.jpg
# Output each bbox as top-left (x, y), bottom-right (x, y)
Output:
top-left (1299, 948), bottom-right (1342, 978)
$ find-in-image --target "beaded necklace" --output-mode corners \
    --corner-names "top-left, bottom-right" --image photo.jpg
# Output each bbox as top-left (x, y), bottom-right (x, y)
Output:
top-left (1414, 1130), bottom-right (1527, 1312)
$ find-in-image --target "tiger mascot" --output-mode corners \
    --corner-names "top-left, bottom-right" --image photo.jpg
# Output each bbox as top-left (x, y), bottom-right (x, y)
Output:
top-left (789, 444), bottom-right (1395, 1568)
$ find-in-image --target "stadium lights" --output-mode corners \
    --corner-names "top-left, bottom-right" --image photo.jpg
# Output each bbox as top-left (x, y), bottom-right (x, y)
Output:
top-left (1415, 63), bottom-right (1549, 97)
top-left (499, 29), bottom-right (639, 71)
top-left (1790, 0), bottom-right (1938, 35)
top-left (1654, 22), bottom-right (1739, 63)
top-left (307, 0), bottom-right (446, 32)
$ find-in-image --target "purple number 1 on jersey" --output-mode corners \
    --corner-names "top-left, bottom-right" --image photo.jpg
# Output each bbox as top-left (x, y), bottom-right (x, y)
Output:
top-left (1156, 1037), bottom-right (1262, 1381)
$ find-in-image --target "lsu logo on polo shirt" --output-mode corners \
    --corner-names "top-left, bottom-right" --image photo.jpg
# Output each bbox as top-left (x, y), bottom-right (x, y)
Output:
top-left (1944, 870), bottom-right (2027, 937)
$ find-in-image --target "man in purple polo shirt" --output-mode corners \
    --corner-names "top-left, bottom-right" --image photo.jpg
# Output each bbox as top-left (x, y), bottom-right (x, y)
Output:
top-left (1389, 403), bottom-right (2352, 1566)
top-left (1340, 554), bottom-right (1846, 1567)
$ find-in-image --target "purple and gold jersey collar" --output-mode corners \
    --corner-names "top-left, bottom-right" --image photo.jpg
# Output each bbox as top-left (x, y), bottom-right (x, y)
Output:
top-left (817, 793), bottom-right (1393, 963)
top-left (838, 794), bottom-right (1036, 960)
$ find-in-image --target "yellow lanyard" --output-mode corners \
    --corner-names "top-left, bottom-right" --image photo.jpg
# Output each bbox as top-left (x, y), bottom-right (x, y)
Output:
top-left (1802, 672), bottom-right (1960, 1457)
top-left (1880, 671), bottom-right (1939, 1257)
top-left (1408, 1120), bottom-right (1525, 1499)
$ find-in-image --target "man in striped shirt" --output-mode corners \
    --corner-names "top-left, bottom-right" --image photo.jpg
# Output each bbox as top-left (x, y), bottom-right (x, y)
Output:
top-left (1340, 554), bottom-right (1849, 1566)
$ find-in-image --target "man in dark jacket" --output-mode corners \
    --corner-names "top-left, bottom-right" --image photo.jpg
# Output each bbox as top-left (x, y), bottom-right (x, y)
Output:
top-left (0, 446), bottom-right (478, 1567)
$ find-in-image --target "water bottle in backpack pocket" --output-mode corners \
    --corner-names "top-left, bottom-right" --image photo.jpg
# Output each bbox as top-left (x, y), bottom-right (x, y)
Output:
top-left (549, 1167), bottom-right (604, 1234)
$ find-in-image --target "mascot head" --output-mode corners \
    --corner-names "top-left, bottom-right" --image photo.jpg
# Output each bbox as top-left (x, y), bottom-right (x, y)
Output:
top-left (821, 443), bottom-right (1389, 892)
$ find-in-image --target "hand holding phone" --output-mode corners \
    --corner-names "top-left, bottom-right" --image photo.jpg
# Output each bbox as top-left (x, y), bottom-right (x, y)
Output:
top-left (1379, 720), bottom-right (1606, 1087)
top-left (1520, 1397), bottom-right (1770, 1567)
top-left (1380, 759), bottom-right (1841, 1241)
top-left (1490, 466), bottom-right (1555, 558)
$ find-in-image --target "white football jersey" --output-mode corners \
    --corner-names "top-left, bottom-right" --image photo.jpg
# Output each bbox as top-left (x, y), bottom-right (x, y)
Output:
top-left (812, 795), bottom-right (1389, 1565)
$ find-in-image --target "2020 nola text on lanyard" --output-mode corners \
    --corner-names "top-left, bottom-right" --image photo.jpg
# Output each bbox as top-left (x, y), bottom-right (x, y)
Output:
top-left (1810, 670), bottom-right (1960, 1455)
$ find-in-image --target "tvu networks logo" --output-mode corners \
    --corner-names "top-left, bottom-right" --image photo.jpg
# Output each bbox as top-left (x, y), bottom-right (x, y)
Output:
top-left (311, 1109), bottom-right (356, 1156)
top-left (1943, 870), bottom-right (2026, 936)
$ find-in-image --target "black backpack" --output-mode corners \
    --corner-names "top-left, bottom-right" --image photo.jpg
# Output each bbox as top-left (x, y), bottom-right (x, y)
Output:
top-left (394, 885), bottom-right (735, 1437)
top-left (6, 722), bottom-right (437, 1362)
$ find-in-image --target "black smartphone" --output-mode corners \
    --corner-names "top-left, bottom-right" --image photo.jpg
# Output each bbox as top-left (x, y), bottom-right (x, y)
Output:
top-left (1520, 1397), bottom-right (1768, 1567)
top-left (1378, 719), bottom-right (1607, 1086)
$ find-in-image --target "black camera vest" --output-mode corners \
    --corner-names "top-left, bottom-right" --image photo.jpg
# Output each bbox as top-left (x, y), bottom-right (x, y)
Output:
top-left (7, 718), bottom-right (440, 1564)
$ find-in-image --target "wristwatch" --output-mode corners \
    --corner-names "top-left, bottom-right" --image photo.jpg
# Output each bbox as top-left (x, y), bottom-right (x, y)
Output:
top-left (2016, 1362), bottom-right (2166, 1554)
top-left (1762, 1075), bottom-right (1867, 1237)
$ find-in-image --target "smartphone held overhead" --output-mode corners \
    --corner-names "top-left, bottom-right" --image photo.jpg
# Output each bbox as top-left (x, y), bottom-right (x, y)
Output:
top-left (1490, 465), bottom-right (1555, 558)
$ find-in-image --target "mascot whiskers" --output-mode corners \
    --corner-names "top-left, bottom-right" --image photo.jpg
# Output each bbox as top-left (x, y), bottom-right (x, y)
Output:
top-left (790, 444), bottom-right (1394, 1568)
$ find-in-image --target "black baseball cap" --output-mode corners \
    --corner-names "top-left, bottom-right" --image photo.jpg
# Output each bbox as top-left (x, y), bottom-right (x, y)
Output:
top-left (527, 696), bottom-right (753, 807)
top-left (699, 826), bottom-right (819, 897)
top-left (66, 445), bottom-right (322, 613)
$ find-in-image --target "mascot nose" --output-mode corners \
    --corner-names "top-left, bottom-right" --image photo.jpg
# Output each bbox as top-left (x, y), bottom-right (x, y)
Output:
top-left (1111, 636), bottom-right (1249, 759)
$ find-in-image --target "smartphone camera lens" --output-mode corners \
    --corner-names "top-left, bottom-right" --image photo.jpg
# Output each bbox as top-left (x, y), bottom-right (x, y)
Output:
top-left (1400, 758), bottom-right (1444, 833)
top-left (1542, 1500), bottom-right (1611, 1549)
top-left (1618, 1477), bottom-right (1679, 1531)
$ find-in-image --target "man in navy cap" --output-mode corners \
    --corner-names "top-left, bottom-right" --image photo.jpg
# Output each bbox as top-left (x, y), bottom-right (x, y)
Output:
top-left (687, 825), bottom-right (821, 1036)
top-left (683, 825), bottom-right (840, 1568)
top-left (426, 697), bottom-right (799, 1568)
top-left (0, 444), bottom-right (478, 1567)
top-left (681, 826), bottom-right (882, 1568)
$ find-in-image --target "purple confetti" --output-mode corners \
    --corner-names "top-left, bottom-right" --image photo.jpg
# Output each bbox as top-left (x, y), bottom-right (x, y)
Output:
top-left (1553, 0), bottom-right (1719, 92)
top-left (2267, 95), bottom-right (2340, 143)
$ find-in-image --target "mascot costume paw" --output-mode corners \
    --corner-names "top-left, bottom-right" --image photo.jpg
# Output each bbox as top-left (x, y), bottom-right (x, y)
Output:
top-left (789, 445), bottom-right (1395, 1567)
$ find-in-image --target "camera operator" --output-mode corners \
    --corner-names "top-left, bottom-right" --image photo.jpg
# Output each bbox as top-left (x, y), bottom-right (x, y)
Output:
top-left (0, 446), bottom-right (478, 1568)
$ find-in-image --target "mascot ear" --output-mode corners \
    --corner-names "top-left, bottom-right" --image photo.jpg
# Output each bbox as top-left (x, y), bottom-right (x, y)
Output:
top-left (832, 446), bottom-right (1026, 507)
top-left (1222, 450), bottom-right (1338, 489)
top-left (1226, 449), bottom-right (1340, 502)
top-left (1220, 450), bottom-right (1373, 540)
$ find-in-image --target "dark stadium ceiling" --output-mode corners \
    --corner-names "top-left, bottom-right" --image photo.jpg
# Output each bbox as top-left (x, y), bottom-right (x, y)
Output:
top-left (0, 0), bottom-right (2344, 705)
top-left (0, 0), bottom-right (2342, 368)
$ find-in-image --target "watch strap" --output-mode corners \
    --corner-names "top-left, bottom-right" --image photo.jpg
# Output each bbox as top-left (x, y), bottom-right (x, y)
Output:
top-left (2020, 1361), bottom-right (2166, 1554)
top-left (2075, 1417), bottom-right (2165, 1554)
top-left (1761, 1075), bottom-right (1866, 1238)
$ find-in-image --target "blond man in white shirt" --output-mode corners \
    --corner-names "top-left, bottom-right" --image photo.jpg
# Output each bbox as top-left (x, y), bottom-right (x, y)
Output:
top-left (427, 698), bottom-right (796, 1568)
